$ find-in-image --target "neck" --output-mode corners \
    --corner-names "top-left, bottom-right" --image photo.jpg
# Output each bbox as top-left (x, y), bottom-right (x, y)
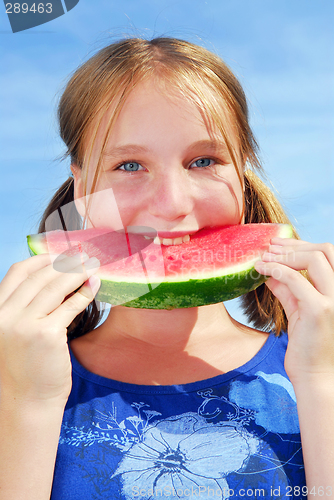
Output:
top-left (88, 302), bottom-right (244, 354)
top-left (71, 303), bottom-right (269, 385)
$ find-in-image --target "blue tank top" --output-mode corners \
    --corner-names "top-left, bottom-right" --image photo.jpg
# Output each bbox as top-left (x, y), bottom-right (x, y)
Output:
top-left (51, 332), bottom-right (306, 499)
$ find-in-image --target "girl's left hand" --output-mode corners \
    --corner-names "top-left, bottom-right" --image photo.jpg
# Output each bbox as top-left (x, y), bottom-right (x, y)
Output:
top-left (255, 238), bottom-right (334, 384)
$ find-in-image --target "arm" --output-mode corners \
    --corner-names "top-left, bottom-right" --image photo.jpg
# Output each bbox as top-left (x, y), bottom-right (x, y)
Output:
top-left (293, 375), bottom-right (334, 493)
top-left (255, 239), bottom-right (334, 495)
top-left (0, 253), bottom-right (100, 499)
top-left (0, 400), bottom-right (65, 500)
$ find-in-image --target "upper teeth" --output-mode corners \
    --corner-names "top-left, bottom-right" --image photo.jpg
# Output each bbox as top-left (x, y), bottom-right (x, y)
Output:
top-left (143, 234), bottom-right (191, 246)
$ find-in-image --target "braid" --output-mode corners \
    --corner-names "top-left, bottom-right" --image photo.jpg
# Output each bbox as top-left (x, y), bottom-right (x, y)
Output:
top-left (241, 170), bottom-right (309, 335)
top-left (38, 176), bottom-right (103, 340)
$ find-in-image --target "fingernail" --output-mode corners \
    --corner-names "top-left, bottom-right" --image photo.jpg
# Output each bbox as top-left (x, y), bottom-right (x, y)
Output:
top-left (269, 245), bottom-right (283, 252)
top-left (51, 252), bottom-right (67, 261)
top-left (262, 252), bottom-right (272, 259)
top-left (271, 237), bottom-right (287, 243)
top-left (87, 275), bottom-right (101, 294)
top-left (84, 257), bottom-right (100, 270)
top-left (77, 252), bottom-right (89, 261)
top-left (55, 251), bottom-right (89, 262)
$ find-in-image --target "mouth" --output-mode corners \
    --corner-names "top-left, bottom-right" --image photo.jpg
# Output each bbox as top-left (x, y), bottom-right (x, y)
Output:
top-left (144, 234), bottom-right (191, 246)
top-left (125, 227), bottom-right (199, 246)
top-left (144, 231), bottom-right (199, 246)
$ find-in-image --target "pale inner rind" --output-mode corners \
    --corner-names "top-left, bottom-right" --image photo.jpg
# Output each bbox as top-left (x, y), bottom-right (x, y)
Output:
top-left (28, 224), bottom-right (293, 284)
top-left (98, 257), bottom-right (262, 284)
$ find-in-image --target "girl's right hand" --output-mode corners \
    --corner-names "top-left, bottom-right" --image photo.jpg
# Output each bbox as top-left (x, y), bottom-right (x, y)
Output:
top-left (0, 252), bottom-right (100, 407)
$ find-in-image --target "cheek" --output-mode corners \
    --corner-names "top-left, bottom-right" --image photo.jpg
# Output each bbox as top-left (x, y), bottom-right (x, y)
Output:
top-left (86, 182), bottom-right (148, 229)
top-left (203, 178), bottom-right (244, 222)
top-left (84, 187), bottom-right (125, 230)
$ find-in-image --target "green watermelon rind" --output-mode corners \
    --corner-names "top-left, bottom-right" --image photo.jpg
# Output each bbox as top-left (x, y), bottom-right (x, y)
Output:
top-left (27, 235), bottom-right (46, 257)
top-left (96, 265), bottom-right (268, 309)
top-left (27, 223), bottom-right (293, 309)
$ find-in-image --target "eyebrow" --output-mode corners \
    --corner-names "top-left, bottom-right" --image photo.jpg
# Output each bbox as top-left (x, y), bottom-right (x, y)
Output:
top-left (103, 144), bottom-right (150, 158)
top-left (103, 140), bottom-right (231, 159)
top-left (187, 140), bottom-right (230, 156)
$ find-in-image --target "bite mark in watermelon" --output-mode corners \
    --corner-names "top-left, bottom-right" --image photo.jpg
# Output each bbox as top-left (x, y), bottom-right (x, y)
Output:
top-left (27, 224), bottom-right (293, 309)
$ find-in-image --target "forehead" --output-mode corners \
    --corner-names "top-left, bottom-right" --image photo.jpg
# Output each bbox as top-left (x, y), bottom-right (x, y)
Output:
top-left (105, 80), bottom-right (214, 142)
top-left (87, 76), bottom-right (240, 166)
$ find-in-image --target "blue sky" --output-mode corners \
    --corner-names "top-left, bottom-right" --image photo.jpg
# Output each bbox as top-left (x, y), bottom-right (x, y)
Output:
top-left (0, 0), bottom-right (333, 323)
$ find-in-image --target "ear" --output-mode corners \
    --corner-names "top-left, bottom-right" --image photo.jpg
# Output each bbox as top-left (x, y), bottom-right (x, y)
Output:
top-left (70, 163), bottom-right (86, 218)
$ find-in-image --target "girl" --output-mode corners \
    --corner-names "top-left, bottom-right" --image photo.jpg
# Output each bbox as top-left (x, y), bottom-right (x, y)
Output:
top-left (0, 37), bottom-right (333, 499)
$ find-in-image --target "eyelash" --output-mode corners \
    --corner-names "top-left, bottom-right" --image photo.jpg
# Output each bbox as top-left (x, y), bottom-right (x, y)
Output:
top-left (114, 157), bottom-right (221, 173)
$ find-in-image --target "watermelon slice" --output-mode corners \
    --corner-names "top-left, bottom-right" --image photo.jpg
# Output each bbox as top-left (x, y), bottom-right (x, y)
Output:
top-left (27, 224), bottom-right (293, 309)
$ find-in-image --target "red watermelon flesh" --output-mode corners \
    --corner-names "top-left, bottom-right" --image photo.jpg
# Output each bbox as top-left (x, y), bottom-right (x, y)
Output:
top-left (27, 224), bottom-right (293, 309)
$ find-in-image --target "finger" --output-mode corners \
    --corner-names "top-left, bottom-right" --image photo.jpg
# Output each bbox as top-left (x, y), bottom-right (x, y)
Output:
top-left (27, 257), bottom-right (100, 317)
top-left (261, 250), bottom-right (334, 297)
top-left (0, 254), bottom-right (55, 307)
top-left (271, 237), bottom-right (305, 245)
top-left (2, 252), bottom-right (91, 312)
top-left (47, 275), bottom-right (101, 327)
top-left (264, 276), bottom-right (299, 325)
top-left (269, 240), bottom-right (334, 270)
top-left (3, 256), bottom-right (96, 314)
top-left (255, 260), bottom-right (319, 305)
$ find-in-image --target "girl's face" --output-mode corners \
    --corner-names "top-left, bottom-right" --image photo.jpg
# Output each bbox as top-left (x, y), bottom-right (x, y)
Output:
top-left (72, 78), bottom-right (245, 241)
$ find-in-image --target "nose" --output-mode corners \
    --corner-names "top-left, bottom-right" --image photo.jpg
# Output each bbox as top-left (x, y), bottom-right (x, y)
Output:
top-left (148, 167), bottom-right (195, 221)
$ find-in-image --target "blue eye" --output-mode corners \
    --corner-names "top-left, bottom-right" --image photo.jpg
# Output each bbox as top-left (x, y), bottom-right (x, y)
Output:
top-left (119, 162), bottom-right (142, 172)
top-left (191, 158), bottom-right (214, 168)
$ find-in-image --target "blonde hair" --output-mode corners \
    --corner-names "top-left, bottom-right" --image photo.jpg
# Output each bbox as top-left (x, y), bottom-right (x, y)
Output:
top-left (40, 37), bottom-right (303, 338)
